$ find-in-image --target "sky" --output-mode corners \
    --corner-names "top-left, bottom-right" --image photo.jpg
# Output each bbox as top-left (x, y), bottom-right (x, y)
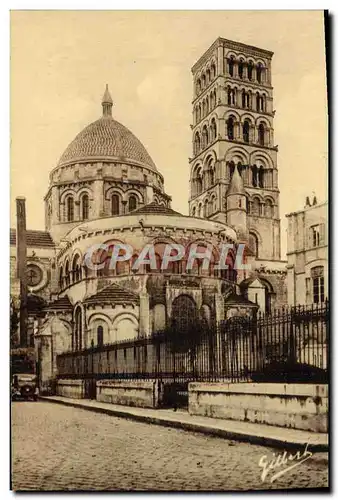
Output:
top-left (10, 10), bottom-right (328, 258)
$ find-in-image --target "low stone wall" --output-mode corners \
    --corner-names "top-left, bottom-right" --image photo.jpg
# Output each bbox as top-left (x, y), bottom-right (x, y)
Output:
top-left (56, 379), bottom-right (85, 399)
top-left (189, 383), bottom-right (328, 433)
top-left (97, 380), bottom-right (162, 408)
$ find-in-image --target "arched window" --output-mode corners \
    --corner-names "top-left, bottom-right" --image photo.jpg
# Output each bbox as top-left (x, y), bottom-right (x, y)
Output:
top-left (228, 57), bottom-right (235, 77)
top-left (265, 199), bottom-right (274, 218)
top-left (256, 92), bottom-right (260, 111)
top-left (111, 194), bottom-right (120, 215)
top-left (210, 119), bottom-right (217, 141)
top-left (249, 233), bottom-right (259, 258)
top-left (65, 261), bottom-right (70, 287)
top-left (206, 69), bottom-right (210, 83)
top-left (227, 117), bottom-right (234, 140)
top-left (197, 203), bottom-right (202, 217)
top-left (227, 87), bottom-right (232, 105)
top-left (97, 325), bottom-right (104, 347)
top-left (258, 123), bottom-right (265, 146)
top-left (243, 120), bottom-right (250, 143)
top-left (128, 195), bottom-right (137, 212)
top-left (252, 165), bottom-right (259, 187)
top-left (259, 166), bottom-right (264, 188)
top-left (74, 307), bottom-right (82, 351)
top-left (242, 90), bottom-right (246, 108)
top-left (59, 266), bottom-right (63, 288)
top-left (248, 61), bottom-right (253, 81)
top-left (202, 126), bottom-right (209, 148)
top-left (194, 132), bottom-right (201, 155)
top-left (196, 79), bottom-right (201, 94)
top-left (211, 63), bottom-right (216, 79)
top-left (209, 166), bottom-right (215, 186)
top-left (195, 168), bottom-right (203, 195)
top-left (257, 63), bottom-right (263, 83)
top-left (192, 206), bottom-right (196, 217)
top-left (204, 200), bottom-right (209, 217)
top-left (66, 196), bottom-right (74, 222)
top-left (171, 295), bottom-right (198, 332)
top-left (211, 196), bottom-right (217, 214)
top-left (81, 194), bottom-right (89, 220)
top-left (206, 96), bottom-right (209, 114)
top-left (252, 197), bottom-right (260, 216)
top-left (238, 59), bottom-right (244, 79)
top-left (201, 74), bottom-right (206, 88)
top-left (72, 254), bottom-right (81, 282)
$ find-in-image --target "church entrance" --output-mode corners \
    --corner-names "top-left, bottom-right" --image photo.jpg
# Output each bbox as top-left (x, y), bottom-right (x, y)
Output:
top-left (163, 295), bottom-right (199, 408)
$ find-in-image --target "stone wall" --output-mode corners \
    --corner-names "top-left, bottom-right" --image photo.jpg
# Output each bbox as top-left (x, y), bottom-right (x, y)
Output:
top-left (56, 379), bottom-right (85, 399)
top-left (189, 382), bottom-right (328, 433)
top-left (96, 379), bottom-right (163, 408)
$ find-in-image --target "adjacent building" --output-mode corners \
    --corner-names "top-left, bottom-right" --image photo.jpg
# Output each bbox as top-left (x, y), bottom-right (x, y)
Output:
top-left (286, 197), bottom-right (328, 306)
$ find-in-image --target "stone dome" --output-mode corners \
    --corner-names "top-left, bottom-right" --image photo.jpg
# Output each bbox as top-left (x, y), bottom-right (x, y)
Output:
top-left (57, 86), bottom-right (157, 172)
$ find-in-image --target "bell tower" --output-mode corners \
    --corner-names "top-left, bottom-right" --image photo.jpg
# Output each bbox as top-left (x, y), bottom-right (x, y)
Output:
top-left (189, 37), bottom-right (281, 261)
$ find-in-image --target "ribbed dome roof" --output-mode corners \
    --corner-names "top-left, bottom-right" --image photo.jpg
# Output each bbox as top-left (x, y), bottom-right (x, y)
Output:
top-left (57, 87), bottom-right (157, 171)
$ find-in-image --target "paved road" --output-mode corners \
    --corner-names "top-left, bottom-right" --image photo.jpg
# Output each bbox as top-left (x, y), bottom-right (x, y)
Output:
top-left (11, 402), bottom-right (328, 491)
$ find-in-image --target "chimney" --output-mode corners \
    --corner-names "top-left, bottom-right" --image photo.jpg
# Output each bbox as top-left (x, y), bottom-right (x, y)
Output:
top-left (16, 197), bottom-right (28, 347)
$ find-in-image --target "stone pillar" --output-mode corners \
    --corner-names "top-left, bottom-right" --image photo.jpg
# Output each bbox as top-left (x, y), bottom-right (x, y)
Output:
top-left (139, 292), bottom-right (150, 337)
top-left (146, 185), bottom-right (154, 204)
top-left (51, 185), bottom-right (59, 224)
top-left (93, 178), bottom-right (104, 217)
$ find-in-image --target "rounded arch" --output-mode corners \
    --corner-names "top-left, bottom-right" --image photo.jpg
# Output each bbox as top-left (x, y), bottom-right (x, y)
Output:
top-left (225, 146), bottom-right (249, 166)
top-left (104, 186), bottom-right (125, 200)
top-left (75, 186), bottom-right (93, 202)
top-left (71, 252), bottom-right (82, 282)
top-left (60, 188), bottom-right (77, 205)
top-left (112, 312), bottom-right (139, 342)
top-left (171, 294), bottom-right (198, 329)
top-left (125, 189), bottom-right (143, 203)
top-left (239, 112), bottom-right (256, 123)
top-left (250, 151), bottom-right (274, 169)
top-left (224, 109), bottom-right (241, 122)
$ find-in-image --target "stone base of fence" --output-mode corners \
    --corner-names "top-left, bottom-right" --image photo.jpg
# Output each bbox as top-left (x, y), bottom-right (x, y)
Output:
top-left (188, 382), bottom-right (328, 433)
top-left (96, 379), bottom-right (163, 408)
top-left (56, 379), bottom-right (85, 399)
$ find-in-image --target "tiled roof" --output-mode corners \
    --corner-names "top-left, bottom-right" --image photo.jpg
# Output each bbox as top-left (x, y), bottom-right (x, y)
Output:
top-left (44, 296), bottom-right (73, 312)
top-left (10, 229), bottom-right (55, 248)
top-left (131, 202), bottom-right (182, 216)
top-left (84, 283), bottom-right (140, 306)
top-left (58, 116), bottom-right (157, 172)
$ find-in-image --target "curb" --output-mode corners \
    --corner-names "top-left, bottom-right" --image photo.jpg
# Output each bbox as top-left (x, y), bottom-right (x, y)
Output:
top-left (39, 396), bottom-right (329, 453)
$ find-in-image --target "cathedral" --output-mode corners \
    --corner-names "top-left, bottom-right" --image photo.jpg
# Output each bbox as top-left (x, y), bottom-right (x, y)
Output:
top-left (11, 38), bottom-right (287, 365)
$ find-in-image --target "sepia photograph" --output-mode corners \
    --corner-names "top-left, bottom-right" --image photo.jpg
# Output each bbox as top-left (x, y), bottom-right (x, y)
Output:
top-left (10, 9), bottom-right (329, 492)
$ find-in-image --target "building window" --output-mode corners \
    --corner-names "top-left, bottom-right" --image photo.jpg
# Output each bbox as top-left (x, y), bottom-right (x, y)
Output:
top-left (194, 132), bottom-right (201, 155)
top-left (249, 233), bottom-right (259, 258)
top-left (258, 123), bottom-right (265, 146)
top-left (248, 61), bottom-right (253, 81)
top-left (111, 194), bottom-right (120, 215)
top-left (128, 195), bottom-right (137, 212)
top-left (227, 117), bottom-right (234, 140)
top-left (310, 225), bottom-right (323, 247)
top-left (81, 194), bottom-right (89, 220)
top-left (311, 266), bottom-right (325, 304)
top-left (238, 59), bottom-right (244, 79)
top-left (66, 196), bottom-right (74, 222)
top-left (257, 63), bottom-right (263, 83)
top-left (97, 325), bottom-right (104, 347)
top-left (228, 57), bottom-right (234, 77)
top-left (243, 120), bottom-right (250, 143)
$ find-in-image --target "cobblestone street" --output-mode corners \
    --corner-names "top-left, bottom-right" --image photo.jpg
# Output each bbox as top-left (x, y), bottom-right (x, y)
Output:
top-left (11, 402), bottom-right (328, 491)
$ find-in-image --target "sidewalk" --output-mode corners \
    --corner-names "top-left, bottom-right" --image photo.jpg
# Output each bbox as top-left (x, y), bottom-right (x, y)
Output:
top-left (40, 395), bottom-right (328, 452)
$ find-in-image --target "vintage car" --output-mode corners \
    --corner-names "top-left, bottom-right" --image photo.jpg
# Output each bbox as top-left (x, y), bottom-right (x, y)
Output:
top-left (11, 373), bottom-right (39, 401)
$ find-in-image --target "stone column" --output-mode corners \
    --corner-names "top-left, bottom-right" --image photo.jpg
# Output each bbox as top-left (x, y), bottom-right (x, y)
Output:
top-left (139, 292), bottom-right (150, 337)
top-left (92, 178), bottom-right (104, 218)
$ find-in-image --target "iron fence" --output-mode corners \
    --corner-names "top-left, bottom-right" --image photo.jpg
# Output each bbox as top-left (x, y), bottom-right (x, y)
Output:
top-left (56, 300), bottom-right (329, 386)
